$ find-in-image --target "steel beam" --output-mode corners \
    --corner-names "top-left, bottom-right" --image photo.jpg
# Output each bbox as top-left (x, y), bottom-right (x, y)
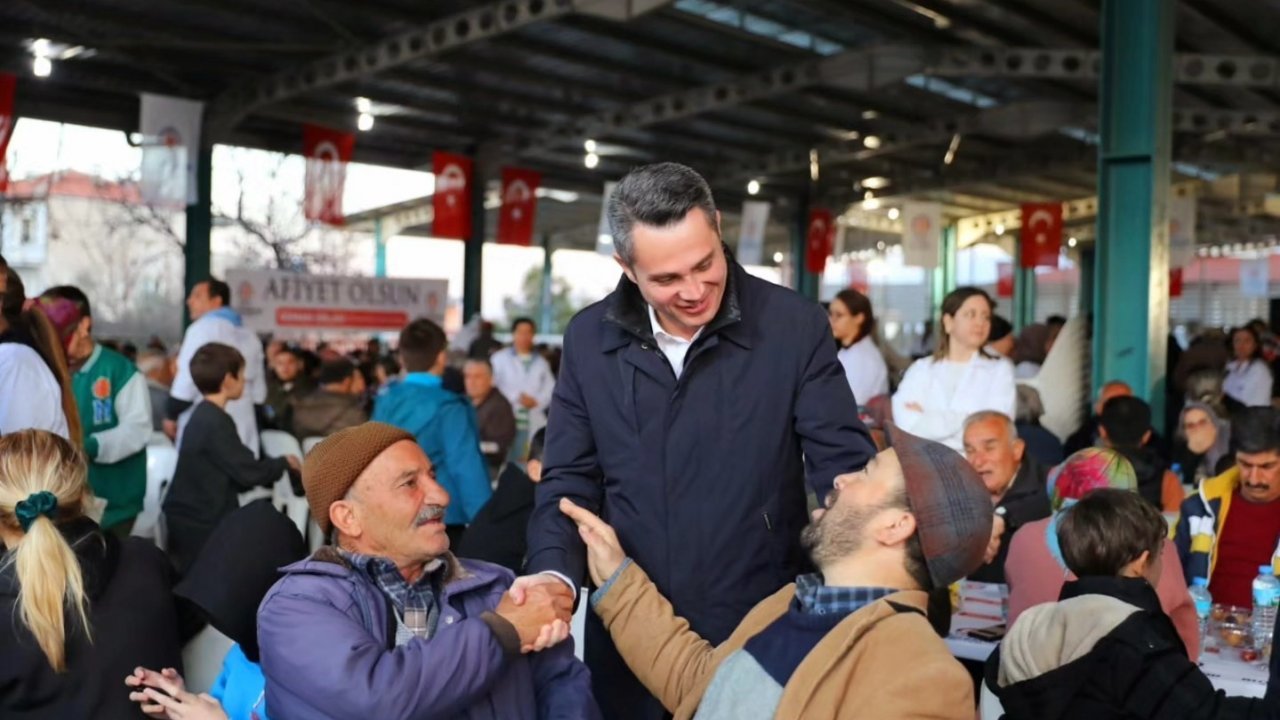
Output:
top-left (932, 47), bottom-right (1280, 88)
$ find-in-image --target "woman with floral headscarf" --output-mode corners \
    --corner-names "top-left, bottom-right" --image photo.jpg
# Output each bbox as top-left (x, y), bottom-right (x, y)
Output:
top-left (1003, 448), bottom-right (1200, 658)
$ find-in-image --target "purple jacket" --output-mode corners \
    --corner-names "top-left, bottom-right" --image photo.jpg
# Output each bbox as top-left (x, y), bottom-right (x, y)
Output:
top-left (257, 550), bottom-right (598, 720)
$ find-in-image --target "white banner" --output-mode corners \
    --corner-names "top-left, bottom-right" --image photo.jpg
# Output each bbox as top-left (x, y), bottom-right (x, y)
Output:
top-left (139, 93), bottom-right (203, 208)
top-left (226, 270), bottom-right (447, 333)
top-left (737, 200), bottom-right (770, 266)
top-left (596, 181), bottom-right (618, 257)
top-left (1241, 258), bottom-right (1271, 299)
top-left (902, 202), bottom-right (942, 269)
top-left (1169, 194), bottom-right (1197, 269)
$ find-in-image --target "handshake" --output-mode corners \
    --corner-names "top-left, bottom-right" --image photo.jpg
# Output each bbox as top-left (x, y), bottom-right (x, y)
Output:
top-left (497, 498), bottom-right (630, 653)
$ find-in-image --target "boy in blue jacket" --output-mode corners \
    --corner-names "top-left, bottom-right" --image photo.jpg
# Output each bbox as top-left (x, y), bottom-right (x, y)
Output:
top-left (373, 317), bottom-right (492, 542)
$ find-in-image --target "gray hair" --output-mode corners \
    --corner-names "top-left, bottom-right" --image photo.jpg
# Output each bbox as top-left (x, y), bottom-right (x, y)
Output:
top-left (607, 162), bottom-right (719, 266)
top-left (1015, 385), bottom-right (1045, 424)
top-left (962, 410), bottom-right (1017, 445)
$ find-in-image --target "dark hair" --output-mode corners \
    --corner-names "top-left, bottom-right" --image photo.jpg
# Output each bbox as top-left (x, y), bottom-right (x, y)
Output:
top-left (1, 266), bottom-right (83, 446)
top-left (988, 314), bottom-right (1013, 344)
top-left (527, 427), bottom-right (547, 465)
top-left (1047, 315), bottom-right (1067, 328)
top-left (1232, 325), bottom-right (1264, 364)
top-left (398, 318), bottom-right (447, 373)
top-left (40, 285), bottom-right (92, 319)
top-left (190, 343), bottom-right (245, 395)
top-left (1099, 396), bottom-right (1152, 449)
top-left (378, 355), bottom-right (401, 377)
top-left (1058, 488), bottom-right (1166, 578)
top-left (465, 356), bottom-right (493, 372)
top-left (1233, 407), bottom-right (1280, 455)
top-left (204, 279), bottom-right (232, 308)
top-left (607, 162), bottom-right (718, 266)
top-left (933, 286), bottom-right (994, 360)
top-left (317, 359), bottom-right (359, 385)
top-left (832, 289), bottom-right (877, 347)
top-left (511, 317), bottom-right (536, 334)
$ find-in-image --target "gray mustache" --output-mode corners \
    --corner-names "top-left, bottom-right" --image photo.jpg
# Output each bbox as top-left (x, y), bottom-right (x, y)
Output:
top-left (415, 505), bottom-right (447, 526)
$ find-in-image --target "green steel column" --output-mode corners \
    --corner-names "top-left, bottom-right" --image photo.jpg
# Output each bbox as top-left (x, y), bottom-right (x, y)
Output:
top-left (1078, 247), bottom-right (1095, 315)
top-left (183, 144), bottom-right (213, 328)
top-left (1094, 0), bottom-right (1174, 427)
top-left (931, 225), bottom-right (957, 314)
top-left (792, 191), bottom-right (818, 300)
top-left (374, 217), bottom-right (387, 278)
top-left (1013, 253), bottom-right (1037, 330)
top-left (539, 233), bottom-right (554, 332)
top-left (463, 162), bottom-right (485, 322)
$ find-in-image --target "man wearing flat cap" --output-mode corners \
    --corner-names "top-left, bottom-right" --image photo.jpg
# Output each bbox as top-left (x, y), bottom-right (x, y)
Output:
top-left (560, 425), bottom-right (992, 720)
top-left (256, 422), bottom-right (600, 720)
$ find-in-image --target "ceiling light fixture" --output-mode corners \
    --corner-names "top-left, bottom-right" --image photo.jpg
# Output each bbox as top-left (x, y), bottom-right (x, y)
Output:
top-left (584, 139), bottom-right (597, 153)
top-left (357, 112), bottom-right (374, 131)
top-left (747, 179), bottom-right (760, 195)
top-left (861, 176), bottom-right (890, 190)
top-left (944, 133), bottom-right (962, 165)
top-left (888, 208), bottom-right (900, 220)
top-left (863, 135), bottom-right (882, 150)
top-left (584, 152), bottom-right (600, 169)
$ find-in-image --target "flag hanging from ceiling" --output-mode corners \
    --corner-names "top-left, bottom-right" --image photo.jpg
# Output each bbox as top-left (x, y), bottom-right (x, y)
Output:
top-left (139, 93), bottom-right (204, 207)
top-left (805, 208), bottom-right (833, 274)
top-left (901, 202), bottom-right (942, 269)
top-left (596, 181), bottom-right (617, 256)
top-left (497, 167), bottom-right (540, 246)
top-left (997, 262), bottom-right (1014, 298)
top-left (1169, 268), bottom-right (1183, 298)
top-left (0, 73), bottom-right (16, 194)
top-left (302, 124), bottom-right (354, 225)
top-left (847, 261), bottom-right (869, 294)
top-left (1019, 202), bottom-right (1063, 268)
top-left (1169, 194), bottom-right (1197, 269)
top-left (737, 200), bottom-right (770, 266)
top-left (432, 151), bottom-right (472, 240)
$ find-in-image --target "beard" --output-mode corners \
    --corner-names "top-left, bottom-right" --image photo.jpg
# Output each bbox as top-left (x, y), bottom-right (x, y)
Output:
top-left (801, 490), bottom-right (897, 571)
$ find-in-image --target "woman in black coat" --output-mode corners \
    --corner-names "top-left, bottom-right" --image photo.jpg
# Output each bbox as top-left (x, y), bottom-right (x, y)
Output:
top-left (0, 429), bottom-right (182, 719)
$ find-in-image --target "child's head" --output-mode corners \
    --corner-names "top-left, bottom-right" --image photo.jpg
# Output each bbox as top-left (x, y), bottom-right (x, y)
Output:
top-left (526, 428), bottom-right (547, 482)
top-left (190, 342), bottom-right (246, 400)
top-left (1058, 488), bottom-right (1166, 587)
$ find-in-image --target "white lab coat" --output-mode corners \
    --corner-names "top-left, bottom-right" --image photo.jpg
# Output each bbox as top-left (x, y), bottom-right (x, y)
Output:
top-left (1225, 359), bottom-right (1273, 408)
top-left (490, 347), bottom-right (556, 434)
top-left (837, 336), bottom-right (889, 406)
top-left (170, 312), bottom-right (267, 457)
top-left (892, 353), bottom-right (1017, 452)
top-left (0, 343), bottom-right (69, 439)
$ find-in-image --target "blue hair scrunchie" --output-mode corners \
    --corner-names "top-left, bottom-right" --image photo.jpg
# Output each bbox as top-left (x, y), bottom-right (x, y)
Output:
top-left (15, 491), bottom-right (58, 532)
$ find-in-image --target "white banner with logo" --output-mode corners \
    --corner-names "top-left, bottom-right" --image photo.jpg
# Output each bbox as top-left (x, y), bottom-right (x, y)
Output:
top-left (737, 200), bottom-right (770, 266)
top-left (139, 93), bottom-right (203, 207)
top-left (1241, 258), bottom-right (1271, 299)
top-left (596, 181), bottom-right (618, 256)
top-left (902, 202), bottom-right (942, 269)
top-left (1169, 194), bottom-right (1197, 269)
top-left (227, 270), bottom-right (447, 333)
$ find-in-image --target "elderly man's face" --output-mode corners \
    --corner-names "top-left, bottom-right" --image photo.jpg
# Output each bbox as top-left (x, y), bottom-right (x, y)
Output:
top-left (464, 361), bottom-right (494, 403)
top-left (801, 450), bottom-right (909, 570)
top-left (963, 417), bottom-right (1024, 500)
top-left (341, 440), bottom-right (451, 570)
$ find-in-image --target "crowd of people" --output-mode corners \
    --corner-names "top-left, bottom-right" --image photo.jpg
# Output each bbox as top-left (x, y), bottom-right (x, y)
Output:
top-left (1, 161), bottom-right (1280, 719)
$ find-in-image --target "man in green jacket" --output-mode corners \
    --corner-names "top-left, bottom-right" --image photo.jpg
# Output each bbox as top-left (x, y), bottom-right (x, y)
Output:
top-left (39, 286), bottom-right (151, 536)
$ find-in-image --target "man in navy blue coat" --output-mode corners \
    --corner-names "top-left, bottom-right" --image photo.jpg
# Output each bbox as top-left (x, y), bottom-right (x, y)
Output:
top-left (515, 162), bottom-right (876, 720)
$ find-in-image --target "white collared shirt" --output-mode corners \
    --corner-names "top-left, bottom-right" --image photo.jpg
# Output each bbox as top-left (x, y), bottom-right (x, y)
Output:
top-left (648, 305), bottom-right (703, 380)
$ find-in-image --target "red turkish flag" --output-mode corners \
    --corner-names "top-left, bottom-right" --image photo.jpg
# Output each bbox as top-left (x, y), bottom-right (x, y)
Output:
top-left (997, 262), bottom-right (1014, 298)
top-left (302, 124), bottom-right (354, 225)
top-left (1170, 268), bottom-right (1183, 298)
top-left (0, 73), bottom-right (17, 193)
top-left (846, 262), bottom-right (869, 294)
top-left (805, 208), bottom-right (834, 274)
top-left (497, 167), bottom-right (540, 246)
top-left (433, 151), bottom-right (472, 240)
top-left (1020, 202), bottom-right (1062, 268)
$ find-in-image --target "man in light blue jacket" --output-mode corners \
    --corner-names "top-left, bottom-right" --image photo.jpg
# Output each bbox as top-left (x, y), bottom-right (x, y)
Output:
top-left (374, 317), bottom-right (493, 543)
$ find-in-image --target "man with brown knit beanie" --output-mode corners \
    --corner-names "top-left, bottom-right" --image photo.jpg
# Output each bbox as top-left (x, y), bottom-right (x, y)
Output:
top-left (256, 422), bottom-right (600, 720)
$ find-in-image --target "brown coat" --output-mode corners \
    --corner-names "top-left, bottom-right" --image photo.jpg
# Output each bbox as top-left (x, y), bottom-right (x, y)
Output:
top-left (595, 562), bottom-right (974, 720)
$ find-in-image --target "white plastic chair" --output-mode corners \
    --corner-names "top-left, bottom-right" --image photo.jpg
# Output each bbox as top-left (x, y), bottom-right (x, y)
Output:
top-left (303, 436), bottom-right (325, 455)
top-left (133, 445), bottom-right (178, 548)
top-left (258, 430), bottom-right (309, 534)
top-left (181, 624), bottom-right (234, 695)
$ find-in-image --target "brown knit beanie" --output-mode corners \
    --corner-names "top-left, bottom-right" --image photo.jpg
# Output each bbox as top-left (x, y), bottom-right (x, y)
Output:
top-left (303, 422), bottom-right (416, 535)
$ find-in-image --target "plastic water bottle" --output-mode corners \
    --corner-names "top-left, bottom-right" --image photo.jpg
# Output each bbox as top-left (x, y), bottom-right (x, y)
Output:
top-left (1190, 577), bottom-right (1212, 646)
top-left (1251, 566), bottom-right (1280, 660)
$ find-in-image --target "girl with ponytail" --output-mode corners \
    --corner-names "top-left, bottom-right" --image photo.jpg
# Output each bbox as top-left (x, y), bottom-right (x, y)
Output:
top-left (0, 257), bottom-right (80, 443)
top-left (0, 429), bottom-right (182, 718)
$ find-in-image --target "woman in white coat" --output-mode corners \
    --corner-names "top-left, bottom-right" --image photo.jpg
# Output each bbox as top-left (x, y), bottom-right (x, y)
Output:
top-left (491, 317), bottom-right (556, 459)
top-left (828, 289), bottom-right (889, 407)
top-left (1224, 325), bottom-right (1273, 407)
top-left (892, 286), bottom-right (1016, 452)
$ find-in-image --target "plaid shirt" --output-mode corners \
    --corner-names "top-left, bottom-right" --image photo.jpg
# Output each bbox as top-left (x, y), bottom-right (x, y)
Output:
top-left (341, 549), bottom-right (444, 640)
top-left (793, 573), bottom-right (896, 617)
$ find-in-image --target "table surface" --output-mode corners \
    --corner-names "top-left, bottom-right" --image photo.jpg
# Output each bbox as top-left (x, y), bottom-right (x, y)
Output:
top-left (946, 611), bottom-right (1270, 698)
